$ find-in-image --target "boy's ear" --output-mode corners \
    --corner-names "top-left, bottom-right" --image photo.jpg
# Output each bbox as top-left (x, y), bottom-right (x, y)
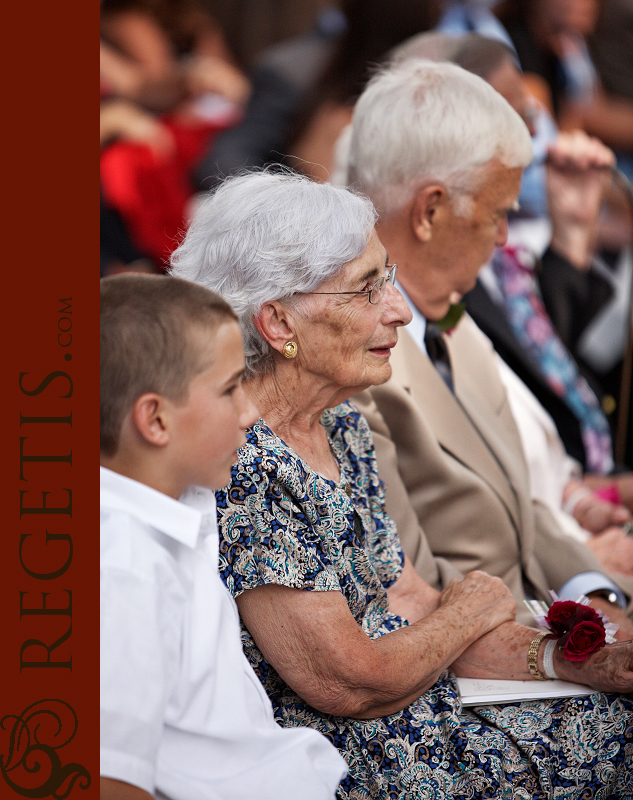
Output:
top-left (410, 184), bottom-right (446, 243)
top-left (254, 301), bottom-right (295, 355)
top-left (131, 393), bottom-right (171, 447)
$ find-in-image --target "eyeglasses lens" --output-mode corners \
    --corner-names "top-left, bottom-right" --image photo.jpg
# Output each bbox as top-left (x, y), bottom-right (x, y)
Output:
top-left (369, 265), bottom-right (397, 304)
top-left (368, 278), bottom-right (384, 304)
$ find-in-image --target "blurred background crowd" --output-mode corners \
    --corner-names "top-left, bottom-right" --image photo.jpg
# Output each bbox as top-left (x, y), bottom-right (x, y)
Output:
top-left (100, 0), bottom-right (633, 468)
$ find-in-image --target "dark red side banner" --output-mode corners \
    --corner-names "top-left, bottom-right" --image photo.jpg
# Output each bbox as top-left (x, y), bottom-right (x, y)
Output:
top-left (0, 2), bottom-right (98, 798)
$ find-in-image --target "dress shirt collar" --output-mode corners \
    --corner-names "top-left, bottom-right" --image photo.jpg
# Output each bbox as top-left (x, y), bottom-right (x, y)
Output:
top-left (395, 279), bottom-right (427, 355)
top-left (100, 466), bottom-right (209, 549)
top-left (477, 260), bottom-right (504, 304)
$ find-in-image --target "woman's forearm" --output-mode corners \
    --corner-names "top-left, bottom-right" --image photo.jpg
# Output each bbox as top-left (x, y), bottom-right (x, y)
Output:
top-left (355, 601), bottom-right (508, 717)
top-left (452, 619), bottom-right (633, 695)
top-left (386, 557), bottom-right (441, 622)
top-left (450, 622), bottom-right (537, 680)
top-left (237, 572), bottom-right (516, 719)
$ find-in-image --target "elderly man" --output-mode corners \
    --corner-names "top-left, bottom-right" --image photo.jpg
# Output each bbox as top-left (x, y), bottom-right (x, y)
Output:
top-left (348, 59), bottom-right (633, 632)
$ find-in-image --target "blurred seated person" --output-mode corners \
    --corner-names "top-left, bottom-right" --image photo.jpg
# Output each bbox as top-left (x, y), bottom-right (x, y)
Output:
top-left (287, 0), bottom-right (443, 181)
top-left (345, 60), bottom-right (633, 623)
top-left (100, 0), bottom-right (250, 269)
top-left (278, 0), bottom-right (443, 182)
top-left (100, 97), bottom-right (171, 275)
top-left (195, 0), bottom-right (443, 188)
top-left (193, 4), bottom-right (347, 189)
top-left (100, 0), bottom-right (251, 115)
top-left (171, 168), bottom-right (633, 800)
top-left (496, 0), bottom-right (633, 169)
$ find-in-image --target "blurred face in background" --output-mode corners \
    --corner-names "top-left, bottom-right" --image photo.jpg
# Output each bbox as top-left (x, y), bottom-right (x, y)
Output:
top-left (486, 55), bottom-right (538, 137)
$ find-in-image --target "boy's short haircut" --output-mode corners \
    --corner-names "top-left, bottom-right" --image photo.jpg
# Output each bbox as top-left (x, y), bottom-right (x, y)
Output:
top-left (100, 273), bottom-right (237, 457)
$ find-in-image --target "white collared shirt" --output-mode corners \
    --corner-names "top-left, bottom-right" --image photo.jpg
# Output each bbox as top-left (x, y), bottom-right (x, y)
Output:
top-left (395, 279), bottom-right (428, 355)
top-left (100, 467), bottom-right (347, 800)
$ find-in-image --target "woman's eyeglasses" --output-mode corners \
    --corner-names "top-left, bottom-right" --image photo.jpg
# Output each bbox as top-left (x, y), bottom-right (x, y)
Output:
top-left (306, 264), bottom-right (398, 305)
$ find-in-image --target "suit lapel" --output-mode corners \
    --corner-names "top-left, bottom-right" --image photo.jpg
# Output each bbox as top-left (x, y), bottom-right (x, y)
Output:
top-left (391, 328), bottom-right (522, 531)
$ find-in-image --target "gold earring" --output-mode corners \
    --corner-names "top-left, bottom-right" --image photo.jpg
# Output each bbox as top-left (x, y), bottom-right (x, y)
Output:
top-left (283, 341), bottom-right (298, 359)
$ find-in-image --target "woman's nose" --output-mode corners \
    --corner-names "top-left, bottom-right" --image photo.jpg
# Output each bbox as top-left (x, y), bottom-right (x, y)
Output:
top-left (382, 280), bottom-right (412, 327)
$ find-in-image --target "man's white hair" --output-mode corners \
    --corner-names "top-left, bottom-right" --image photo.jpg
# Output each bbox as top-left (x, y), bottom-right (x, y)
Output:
top-left (347, 59), bottom-right (533, 217)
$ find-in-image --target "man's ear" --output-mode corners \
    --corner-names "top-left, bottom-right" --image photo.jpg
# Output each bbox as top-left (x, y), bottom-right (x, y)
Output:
top-left (131, 393), bottom-right (171, 447)
top-left (254, 301), bottom-right (295, 356)
top-left (410, 184), bottom-right (446, 243)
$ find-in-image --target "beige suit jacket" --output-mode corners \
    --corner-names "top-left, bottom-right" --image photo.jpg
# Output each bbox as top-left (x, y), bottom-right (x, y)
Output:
top-left (354, 314), bottom-right (632, 626)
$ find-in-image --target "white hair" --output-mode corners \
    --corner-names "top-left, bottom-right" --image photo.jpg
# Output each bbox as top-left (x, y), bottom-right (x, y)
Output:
top-left (347, 59), bottom-right (533, 217)
top-left (170, 170), bottom-right (377, 375)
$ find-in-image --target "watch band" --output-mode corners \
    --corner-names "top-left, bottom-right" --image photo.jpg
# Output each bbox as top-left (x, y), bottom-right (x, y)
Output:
top-left (589, 590), bottom-right (619, 605)
top-left (527, 631), bottom-right (549, 681)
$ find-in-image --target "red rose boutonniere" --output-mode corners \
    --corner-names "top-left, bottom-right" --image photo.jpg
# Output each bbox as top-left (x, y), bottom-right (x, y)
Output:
top-left (525, 592), bottom-right (618, 662)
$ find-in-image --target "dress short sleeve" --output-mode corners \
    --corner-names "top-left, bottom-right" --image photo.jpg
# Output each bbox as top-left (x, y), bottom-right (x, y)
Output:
top-left (215, 403), bottom-right (404, 625)
top-left (216, 429), bottom-right (344, 596)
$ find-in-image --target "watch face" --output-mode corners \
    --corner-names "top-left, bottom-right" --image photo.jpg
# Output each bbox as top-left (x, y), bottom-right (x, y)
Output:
top-left (595, 591), bottom-right (618, 605)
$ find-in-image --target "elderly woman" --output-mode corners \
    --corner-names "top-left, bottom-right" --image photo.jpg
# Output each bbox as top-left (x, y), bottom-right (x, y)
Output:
top-left (170, 171), bottom-right (633, 799)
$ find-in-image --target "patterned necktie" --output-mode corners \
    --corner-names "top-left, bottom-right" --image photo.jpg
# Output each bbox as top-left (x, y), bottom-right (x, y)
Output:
top-left (490, 246), bottom-right (613, 473)
top-left (424, 322), bottom-right (454, 393)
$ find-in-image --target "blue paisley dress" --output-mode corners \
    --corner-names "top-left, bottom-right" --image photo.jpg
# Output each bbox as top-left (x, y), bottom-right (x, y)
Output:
top-left (215, 402), bottom-right (633, 799)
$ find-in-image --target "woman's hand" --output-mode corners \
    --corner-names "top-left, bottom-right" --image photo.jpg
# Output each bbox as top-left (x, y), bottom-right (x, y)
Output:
top-left (564, 479), bottom-right (631, 533)
top-left (439, 571), bottom-right (517, 638)
top-left (580, 502), bottom-right (631, 534)
top-left (585, 527), bottom-right (633, 576)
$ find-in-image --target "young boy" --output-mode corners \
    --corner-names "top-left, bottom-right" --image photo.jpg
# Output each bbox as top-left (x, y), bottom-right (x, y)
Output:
top-left (100, 274), bottom-right (346, 800)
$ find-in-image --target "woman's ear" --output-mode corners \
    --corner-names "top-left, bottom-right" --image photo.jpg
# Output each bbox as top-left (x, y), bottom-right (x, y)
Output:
top-left (254, 301), bottom-right (295, 355)
top-left (131, 393), bottom-right (171, 447)
top-left (410, 184), bottom-right (446, 243)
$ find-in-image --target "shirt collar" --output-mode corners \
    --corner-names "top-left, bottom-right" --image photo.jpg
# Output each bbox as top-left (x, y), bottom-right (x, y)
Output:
top-left (100, 467), bottom-right (213, 549)
top-left (395, 279), bottom-right (427, 355)
top-left (478, 260), bottom-right (504, 304)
